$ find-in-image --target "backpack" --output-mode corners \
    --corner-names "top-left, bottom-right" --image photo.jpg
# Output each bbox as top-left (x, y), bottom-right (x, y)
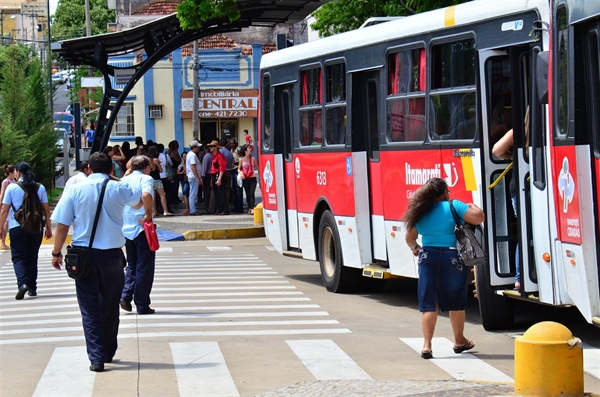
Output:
top-left (11, 181), bottom-right (46, 234)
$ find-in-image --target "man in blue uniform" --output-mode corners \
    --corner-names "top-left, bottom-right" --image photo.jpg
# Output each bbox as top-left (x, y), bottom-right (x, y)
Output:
top-left (50, 152), bottom-right (142, 372)
top-left (119, 155), bottom-right (156, 314)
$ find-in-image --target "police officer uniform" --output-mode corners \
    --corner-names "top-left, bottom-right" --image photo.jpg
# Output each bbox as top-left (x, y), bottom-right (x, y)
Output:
top-left (51, 173), bottom-right (140, 370)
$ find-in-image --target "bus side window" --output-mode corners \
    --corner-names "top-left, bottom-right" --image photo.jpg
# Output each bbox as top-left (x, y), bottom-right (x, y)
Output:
top-left (262, 74), bottom-right (271, 150)
top-left (300, 68), bottom-right (323, 147)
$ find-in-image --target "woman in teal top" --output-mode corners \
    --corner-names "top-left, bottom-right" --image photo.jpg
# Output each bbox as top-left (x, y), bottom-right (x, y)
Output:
top-left (404, 177), bottom-right (484, 359)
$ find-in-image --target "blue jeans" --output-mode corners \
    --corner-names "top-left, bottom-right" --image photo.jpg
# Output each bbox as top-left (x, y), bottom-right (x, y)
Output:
top-left (188, 176), bottom-right (199, 213)
top-left (9, 226), bottom-right (43, 291)
top-left (180, 178), bottom-right (190, 197)
top-left (417, 247), bottom-right (469, 312)
top-left (122, 232), bottom-right (156, 313)
top-left (75, 248), bottom-right (125, 364)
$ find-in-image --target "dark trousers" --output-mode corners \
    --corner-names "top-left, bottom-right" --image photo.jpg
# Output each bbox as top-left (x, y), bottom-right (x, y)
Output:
top-left (121, 232), bottom-right (156, 313)
top-left (222, 171), bottom-right (232, 209)
top-left (75, 248), bottom-right (125, 364)
top-left (231, 170), bottom-right (243, 212)
top-left (211, 173), bottom-right (227, 214)
top-left (202, 175), bottom-right (213, 212)
top-left (243, 177), bottom-right (257, 210)
top-left (9, 226), bottom-right (42, 291)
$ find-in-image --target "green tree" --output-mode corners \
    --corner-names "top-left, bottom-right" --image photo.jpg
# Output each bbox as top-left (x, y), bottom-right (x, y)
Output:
top-left (0, 45), bottom-right (58, 190)
top-left (177, 0), bottom-right (240, 30)
top-left (52, 0), bottom-right (116, 41)
top-left (311, 0), bottom-right (471, 37)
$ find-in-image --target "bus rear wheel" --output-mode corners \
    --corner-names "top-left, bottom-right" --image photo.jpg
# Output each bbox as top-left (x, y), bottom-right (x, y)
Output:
top-left (475, 262), bottom-right (514, 330)
top-left (318, 210), bottom-right (361, 293)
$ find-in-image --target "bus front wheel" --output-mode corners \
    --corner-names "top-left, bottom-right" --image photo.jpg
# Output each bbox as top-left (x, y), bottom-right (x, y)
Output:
top-left (318, 210), bottom-right (361, 293)
top-left (475, 262), bottom-right (514, 330)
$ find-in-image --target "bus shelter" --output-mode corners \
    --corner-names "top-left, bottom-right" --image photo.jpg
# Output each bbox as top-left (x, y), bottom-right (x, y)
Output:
top-left (51, 0), bottom-right (325, 153)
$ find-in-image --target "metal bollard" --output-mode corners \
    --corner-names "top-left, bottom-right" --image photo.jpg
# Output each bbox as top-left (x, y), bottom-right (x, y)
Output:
top-left (253, 202), bottom-right (264, 224)
top-left (515, 321), bottom-right (583, 397)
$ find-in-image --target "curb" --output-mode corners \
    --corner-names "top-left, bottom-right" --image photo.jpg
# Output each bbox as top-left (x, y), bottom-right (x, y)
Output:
top-left (182, 226), bottom-right (265, 240)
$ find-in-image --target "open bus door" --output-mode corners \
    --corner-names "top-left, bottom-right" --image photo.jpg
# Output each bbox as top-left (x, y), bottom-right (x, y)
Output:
top-left (477, 44), bottom-right (548, 329)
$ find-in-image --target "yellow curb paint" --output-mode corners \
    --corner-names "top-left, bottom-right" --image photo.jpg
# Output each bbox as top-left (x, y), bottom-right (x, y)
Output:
top-left (444, 5), bottom-right (457, 27)
top-left (183, 227), bottom-right (265, 241)
top-left (8, 236), bottom-right (72, 246)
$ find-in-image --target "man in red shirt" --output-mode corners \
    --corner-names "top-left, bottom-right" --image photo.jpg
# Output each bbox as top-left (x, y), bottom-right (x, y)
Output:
top-left (244, 129), bottom-right (252, 146)
top-left (208, 140), bottom-right (228, 215)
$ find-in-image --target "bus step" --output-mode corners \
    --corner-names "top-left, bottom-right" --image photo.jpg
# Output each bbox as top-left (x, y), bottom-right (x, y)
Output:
top-left (362, 266), bottom-right (399, 280)
top-left (593, 317), bottom-right (600, 328)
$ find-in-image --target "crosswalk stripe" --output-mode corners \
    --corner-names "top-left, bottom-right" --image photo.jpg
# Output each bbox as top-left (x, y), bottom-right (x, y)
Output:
top-left (1, 329), bottom-right (352, 345)
top-left (171, 342), bottom-right (240, 397)
top-left (583, 343), bottom-right (600, 380)
top-left (0, 311), bottom-right (332, 323)
top-left (400, 337), bottom-right (513, 382)
top-left (286, 339), bottom-right (371, 380)
top-left (31, 346), bottom-right (94, 397)
top-left (206, 246), bottom-right (233, 251)
top-left (0, 320), bottom-right (340, 336)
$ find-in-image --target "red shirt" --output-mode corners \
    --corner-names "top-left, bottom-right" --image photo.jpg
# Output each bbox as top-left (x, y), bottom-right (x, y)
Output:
top-left (209, 150), bottom-right (227, 175)
top-left (245, 134), bottom-right (252, 145)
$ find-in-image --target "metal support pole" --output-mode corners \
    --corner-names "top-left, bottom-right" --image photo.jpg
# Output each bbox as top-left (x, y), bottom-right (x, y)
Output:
top-left (46, 0), bottom-right (53, 113)
top-left (192, 39), bottom-right (199, 140)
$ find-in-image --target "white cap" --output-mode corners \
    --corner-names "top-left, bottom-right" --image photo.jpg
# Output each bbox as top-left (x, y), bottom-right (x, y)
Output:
top-left (190, 140), bottom-right (202, 148)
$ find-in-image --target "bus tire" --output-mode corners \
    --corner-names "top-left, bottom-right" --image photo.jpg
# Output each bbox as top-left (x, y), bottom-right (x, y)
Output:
top-left (475, 261), bottom-right (514, 330)
top-left (318, 210), bottom-right (361, 293)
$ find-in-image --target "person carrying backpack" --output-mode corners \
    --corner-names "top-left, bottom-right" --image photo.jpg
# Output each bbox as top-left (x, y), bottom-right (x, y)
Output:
top-left (0, 162), bottom-right (52, 299)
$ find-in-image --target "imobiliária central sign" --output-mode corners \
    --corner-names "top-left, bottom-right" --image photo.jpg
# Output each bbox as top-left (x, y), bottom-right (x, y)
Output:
top-left (180, 90), bottom-right (258, 119)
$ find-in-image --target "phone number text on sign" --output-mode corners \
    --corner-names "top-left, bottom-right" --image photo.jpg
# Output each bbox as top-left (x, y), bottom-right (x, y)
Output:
top-left (199, 110), bottom-right (248, 118)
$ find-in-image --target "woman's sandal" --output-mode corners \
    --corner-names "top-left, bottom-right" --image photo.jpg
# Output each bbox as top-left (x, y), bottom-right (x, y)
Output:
top-left (453, 340), bottom-right (475, 354)
top-left (421, 350), bottom-right (433, 359)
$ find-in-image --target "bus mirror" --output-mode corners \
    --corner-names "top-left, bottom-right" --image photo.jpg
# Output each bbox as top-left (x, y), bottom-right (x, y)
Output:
top-left (536, 51), bottom-right (549, 105)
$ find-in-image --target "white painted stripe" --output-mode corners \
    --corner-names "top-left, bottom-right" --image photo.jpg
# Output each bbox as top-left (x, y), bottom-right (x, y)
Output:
top-left (148, 271), bottom-right (278, 276)
top-left (286, 339), bottom-right (371, 380)
top-left (32, 346), bottom-right (95, 397)
top-left (400, 337), bottom-right (513, 382)
top-left (150, 297), bottom-right (311, 304)
top-left (171, 342), bottom-right (239, 397)
top-left (206, 246), bottom-right (232, 251)
top-left (157, 247), bottom-right (173, 252)
top-left (152, 268), bottom-right (275, 273)
top-left (2, 328), bottom-right (351, 345)
top-left (154, 264), bottom-right (267, 269)
top-left (151, 279), bottom-right (288, 284)
top-left (583, 343), bottom-right (600, 379)
top-left (151, 286), bottom-right (296, 291)
top-left (0, 302), bottom-right (316, 313)
top-left (0, 311), bottom-right (331, 326)
top-left (150, 291), bottom-right (302, 297)
top-left (266, 246), bottom-right (277, 250)
top-left (0, 320), bottom-right (339, 336)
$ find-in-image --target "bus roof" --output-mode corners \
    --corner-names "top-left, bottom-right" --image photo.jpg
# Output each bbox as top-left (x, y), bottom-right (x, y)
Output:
top-left (261, 0), bottom-right (548, 70)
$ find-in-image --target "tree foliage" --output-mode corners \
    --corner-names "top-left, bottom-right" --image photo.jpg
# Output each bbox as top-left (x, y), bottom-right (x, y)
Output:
top-left (52, 0), bottom-right (116, 41)
top-left (0, 45), bottom-right (58, 190)
top-left (177, 0), bottom-right (240, 30)
top-left (311, 0), bottom-right (471, 37)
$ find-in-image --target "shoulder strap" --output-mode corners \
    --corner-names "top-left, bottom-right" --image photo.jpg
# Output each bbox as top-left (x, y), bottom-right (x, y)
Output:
top-left (88, 179), bottom-right (109, 249)
top-left (449, 200), bottom-right (462, 226)
top-left (11, 181), bottom-right (28, 213)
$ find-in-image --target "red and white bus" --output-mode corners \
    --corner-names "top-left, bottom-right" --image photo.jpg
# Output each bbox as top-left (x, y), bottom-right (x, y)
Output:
top-left (258, 0), bottom-right (600, 330)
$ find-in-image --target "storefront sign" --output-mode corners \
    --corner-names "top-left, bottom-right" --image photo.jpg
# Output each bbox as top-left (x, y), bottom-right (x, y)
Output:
top-left (181, 90), bottom-right (258, 118)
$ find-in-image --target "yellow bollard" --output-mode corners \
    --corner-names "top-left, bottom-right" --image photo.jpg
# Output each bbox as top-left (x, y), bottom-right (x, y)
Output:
top-left (515, 321), bottom-right (583, 397)
top-left (253, 202), bottom-right (264, 224)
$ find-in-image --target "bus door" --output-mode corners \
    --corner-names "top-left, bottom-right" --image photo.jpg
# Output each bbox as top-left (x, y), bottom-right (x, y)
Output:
top-left (554, 14), bottom-right (600, 320)
top-left (350, 70), bottom-right (386, 262)
top-left (273, 84), bottom-right (299, 249)
top-left (578, 18), bottom-right (600, 320)
top-left (480, 47), bottom-right (544, 293)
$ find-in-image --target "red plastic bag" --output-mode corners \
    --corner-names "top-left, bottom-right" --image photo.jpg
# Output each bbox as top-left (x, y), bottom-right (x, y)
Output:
top-left (143, 221), bottom-right (160, 252)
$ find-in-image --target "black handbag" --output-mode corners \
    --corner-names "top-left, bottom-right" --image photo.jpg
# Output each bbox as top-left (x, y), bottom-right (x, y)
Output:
top-left (65, 179), bottom-right (109, 280)
top-left (449, 201), bottom-right (486, 267)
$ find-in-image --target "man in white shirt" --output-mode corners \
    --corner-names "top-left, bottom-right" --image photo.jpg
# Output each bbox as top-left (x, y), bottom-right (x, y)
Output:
top-left (64, 161), bottom-right (91, 191)
top-left (157, 143), bottom-right (174, 213)
top-left (186, 140), bottom-right (203, 215)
